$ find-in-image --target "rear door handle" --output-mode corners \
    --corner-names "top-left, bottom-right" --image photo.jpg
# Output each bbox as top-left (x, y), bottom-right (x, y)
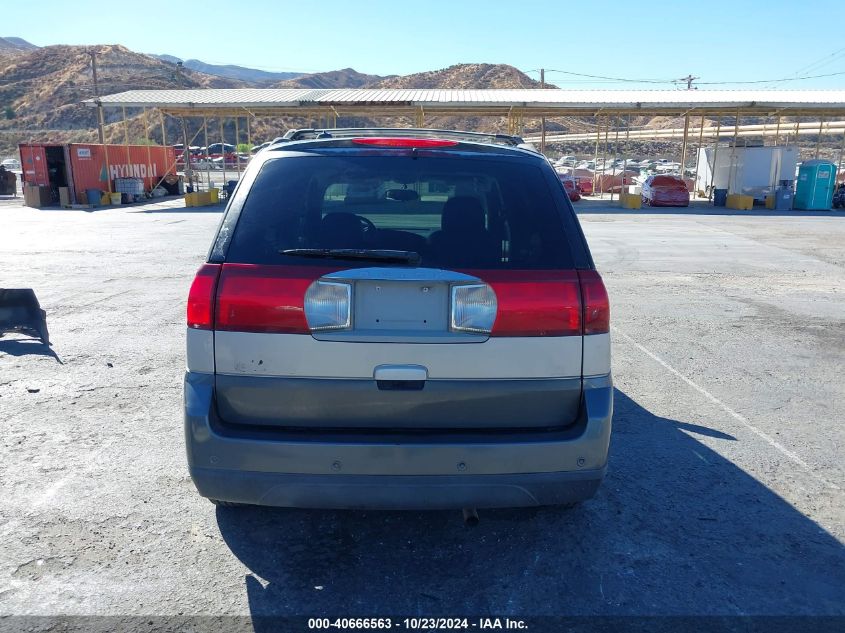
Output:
top-left (373, 364), bottom-right (428, 381)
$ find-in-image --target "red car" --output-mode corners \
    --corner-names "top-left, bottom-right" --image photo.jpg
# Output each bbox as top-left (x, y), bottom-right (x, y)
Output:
top-left (576, 177), bottom-right (593, 196)
top-left (641, 174), bottom-right (690, 207)
top-left (557, 173), bottom-right (581, 202)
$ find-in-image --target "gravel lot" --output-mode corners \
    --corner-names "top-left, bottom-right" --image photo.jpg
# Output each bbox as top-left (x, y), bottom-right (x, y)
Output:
top-left (0, 196), bottom-right (843, 627)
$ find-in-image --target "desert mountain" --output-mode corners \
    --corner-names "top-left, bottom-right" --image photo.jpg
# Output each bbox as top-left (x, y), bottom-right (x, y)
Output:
top-left (275, 68), bottom-right (389, 89)
top-left (0, 41), bottom-right (715, 159)
top-left (0, 44), bottom-right (250, 150)
top-left (0, 37), bottom-right (38, 56)
top-left (371, 63), bottom-right (543, 90)
top-left (0, 44), bottom-right (556, 154)
top-left (153, 55), bottom-right (304, 83)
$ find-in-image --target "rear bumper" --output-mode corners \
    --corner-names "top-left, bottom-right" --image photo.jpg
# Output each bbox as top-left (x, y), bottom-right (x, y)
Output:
top-left (184, 372), bottom-right (613, 509)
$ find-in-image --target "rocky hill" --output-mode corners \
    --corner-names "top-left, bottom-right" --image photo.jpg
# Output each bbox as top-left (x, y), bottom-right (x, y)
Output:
top-left (0, 37), bottom-right (38, 56)
top-left (0, 47), bottom-right (557, 155)
top-left (0, 44), bottom-right (250, 152)
top-left (275, 68), bottom-right (389, 89)
top-left (4, 42), bottom-right (829, 162)
top-left (153, 55), bottom-right (304, 83)
top-left (372, 63), bottom-right (542, 90)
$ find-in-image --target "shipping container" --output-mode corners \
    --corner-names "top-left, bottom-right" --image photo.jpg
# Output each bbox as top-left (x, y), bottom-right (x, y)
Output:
top-left (18, 143), bottom-right (177, 205)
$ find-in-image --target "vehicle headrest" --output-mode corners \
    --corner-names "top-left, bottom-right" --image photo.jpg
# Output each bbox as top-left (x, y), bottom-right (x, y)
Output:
top-left (441, 196), bottom-right (485, 233)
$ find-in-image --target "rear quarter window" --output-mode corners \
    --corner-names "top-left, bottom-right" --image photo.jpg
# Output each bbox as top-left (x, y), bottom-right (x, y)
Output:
top-left (223, 153), bottom-right (578, 270)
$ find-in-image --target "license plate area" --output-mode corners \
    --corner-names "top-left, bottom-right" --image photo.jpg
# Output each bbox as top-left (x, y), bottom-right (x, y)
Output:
top-left (354, 280), bottom-right (449, 333)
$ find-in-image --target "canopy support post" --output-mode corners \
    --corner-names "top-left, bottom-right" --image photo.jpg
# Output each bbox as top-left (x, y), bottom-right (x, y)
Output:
top-left (708, 117), bottom-right (722, 202)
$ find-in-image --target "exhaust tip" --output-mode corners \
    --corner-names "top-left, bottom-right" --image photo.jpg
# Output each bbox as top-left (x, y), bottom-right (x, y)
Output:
top-left (462, 508), bottom-right (479, 527)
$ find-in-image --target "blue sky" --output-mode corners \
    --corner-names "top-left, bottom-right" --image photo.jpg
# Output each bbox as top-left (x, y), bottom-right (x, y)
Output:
top-left (6, 0), bottom-right (845, 88)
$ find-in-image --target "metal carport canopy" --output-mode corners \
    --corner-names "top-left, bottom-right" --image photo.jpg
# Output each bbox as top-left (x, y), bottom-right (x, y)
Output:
top-left (84, 88), bottom-right (845, 117)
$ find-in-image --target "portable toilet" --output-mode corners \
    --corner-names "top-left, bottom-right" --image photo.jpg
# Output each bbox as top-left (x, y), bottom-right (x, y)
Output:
top-left (794, 160), bottom-right (837, 210)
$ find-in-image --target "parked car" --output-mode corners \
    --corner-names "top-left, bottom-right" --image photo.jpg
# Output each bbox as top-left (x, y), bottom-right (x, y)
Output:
top-left (557, 172), bottom-right (581, 202)
top-left (576, 176), bottom-right (594, 196)
top-left (204, 143), bottom-right (237, 158)
top-left (1, 158), bottom-right (21, 171)
top-left (641, 174), bottom-right (690, 207)
top-left (184, 128), bottom-right (612, 511)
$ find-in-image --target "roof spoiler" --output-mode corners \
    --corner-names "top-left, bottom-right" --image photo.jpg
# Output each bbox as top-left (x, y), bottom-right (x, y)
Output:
top-left (270, 128), bottom-right (527, 149)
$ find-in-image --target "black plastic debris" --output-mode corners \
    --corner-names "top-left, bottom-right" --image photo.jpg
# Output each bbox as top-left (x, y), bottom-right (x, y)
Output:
top-left (0, 288), bottom-right (50, 346)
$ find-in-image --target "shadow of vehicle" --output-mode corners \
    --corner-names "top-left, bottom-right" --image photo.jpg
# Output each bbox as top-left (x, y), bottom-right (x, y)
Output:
top-left (0, 336), bottom-right (62, 363)
top-left (215, 389), bottom-right (844, 621)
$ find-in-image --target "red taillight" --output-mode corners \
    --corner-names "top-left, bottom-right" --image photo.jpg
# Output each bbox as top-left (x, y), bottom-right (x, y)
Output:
top-left (579, 270), bottom-right (610, 334)
top-left (468, 270), bottom-right (582, 337)
top-left (215, 264), bottom-right (336, 334)
top-left (186, 264), bottom-right (221, 330)
top-left (351, 137), bottom-right (458, 148)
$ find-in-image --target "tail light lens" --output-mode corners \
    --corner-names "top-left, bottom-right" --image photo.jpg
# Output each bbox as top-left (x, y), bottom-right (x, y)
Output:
top-left (215, 264), bottom-right (335, 334)
top-left (469, 270), bottom-right (582, 337)
top-left (579, 270), bottom-right (610, 334)
top-left (450, 284), bottom-right (497, 334)
top-left (186, 264), bottom-right (221, 330)
top-left (304, 281), bottom-right (352, 331)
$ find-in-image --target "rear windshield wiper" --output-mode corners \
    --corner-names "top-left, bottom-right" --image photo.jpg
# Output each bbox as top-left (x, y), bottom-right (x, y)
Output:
top-left (279, 248), bottom-right (421, 266)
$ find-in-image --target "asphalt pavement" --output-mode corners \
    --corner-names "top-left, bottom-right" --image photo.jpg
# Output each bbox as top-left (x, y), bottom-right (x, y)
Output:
top-left (0, 196), bottom-right (843, 628)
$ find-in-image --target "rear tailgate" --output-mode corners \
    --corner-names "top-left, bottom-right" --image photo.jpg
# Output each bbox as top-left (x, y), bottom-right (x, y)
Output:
top-left (211, 264), bottom-right (584, 429)
top-left (201, 150), bottom-right (603, 431)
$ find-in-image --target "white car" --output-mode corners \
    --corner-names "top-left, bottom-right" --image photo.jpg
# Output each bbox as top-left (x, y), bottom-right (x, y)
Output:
top-left (2, 158), bottom-right (21, 170)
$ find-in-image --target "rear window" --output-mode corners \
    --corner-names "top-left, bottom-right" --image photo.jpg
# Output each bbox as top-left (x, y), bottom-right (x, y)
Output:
top-left (225, 154), bottom-right (575, 269)
top-left (651, 175), bottom-right (685, 187)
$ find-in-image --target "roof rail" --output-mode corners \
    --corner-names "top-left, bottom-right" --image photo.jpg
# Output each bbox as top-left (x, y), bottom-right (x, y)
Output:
top-left (269, 128), bottom-right (526, 148)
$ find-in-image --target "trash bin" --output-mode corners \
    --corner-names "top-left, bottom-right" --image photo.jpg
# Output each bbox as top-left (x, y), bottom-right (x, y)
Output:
top-left (774, 187), bottom-right (793, 211)
top-left (86, 189), bottom-right (101, 205)
top-left (109, 192), bottom-right (122, 205)
top-left (713, 189), bottom-right (728, 207)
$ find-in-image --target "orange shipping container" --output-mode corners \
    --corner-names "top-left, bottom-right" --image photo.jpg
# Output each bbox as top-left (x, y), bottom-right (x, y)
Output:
top-left (19, 143), bottom-right (177, 204)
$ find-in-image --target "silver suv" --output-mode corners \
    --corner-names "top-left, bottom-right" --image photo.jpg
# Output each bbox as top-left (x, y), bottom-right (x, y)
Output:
top-left (184, 129), bottom-right (612, 510)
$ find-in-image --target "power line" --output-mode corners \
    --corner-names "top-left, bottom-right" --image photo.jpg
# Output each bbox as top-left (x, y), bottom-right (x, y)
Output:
top-left (789, 46), bottom-right (845, 77)
top-left (697, 69), bottom-right (845, 84)
top-left (527, 68), bottom-right (674, 84)
top-left (526, 67), bottom-right (845, 86)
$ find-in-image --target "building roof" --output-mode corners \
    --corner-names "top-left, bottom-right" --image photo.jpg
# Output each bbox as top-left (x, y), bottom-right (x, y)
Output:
top-left (85, 88), bottom-right (845, 117)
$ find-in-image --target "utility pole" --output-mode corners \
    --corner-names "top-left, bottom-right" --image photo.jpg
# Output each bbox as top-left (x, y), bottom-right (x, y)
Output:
top-left (677, 74), bottom-right (699, 90)
top-left (89, 49), bottom-right (105, 144)
top-left (540, 68), bottom-right (546, 154)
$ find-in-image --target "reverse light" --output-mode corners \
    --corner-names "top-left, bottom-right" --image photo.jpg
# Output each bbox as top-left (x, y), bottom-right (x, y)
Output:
top-left (304, 281), bottom-right (352, 331)
top-left (351, 137), bottom-right (459, 148)
top-left (450, 284), bottom-right (497, 334)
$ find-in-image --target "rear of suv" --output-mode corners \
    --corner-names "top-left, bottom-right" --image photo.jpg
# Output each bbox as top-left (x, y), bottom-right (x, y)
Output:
top-left (184, 129), bottom-right (612, 510)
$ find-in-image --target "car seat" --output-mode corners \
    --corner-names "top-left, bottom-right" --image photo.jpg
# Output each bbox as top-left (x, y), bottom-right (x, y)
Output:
top-left (318, 213), bottom-right (366, 248)
top-left (430, 196), bottom-right (500, 267)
